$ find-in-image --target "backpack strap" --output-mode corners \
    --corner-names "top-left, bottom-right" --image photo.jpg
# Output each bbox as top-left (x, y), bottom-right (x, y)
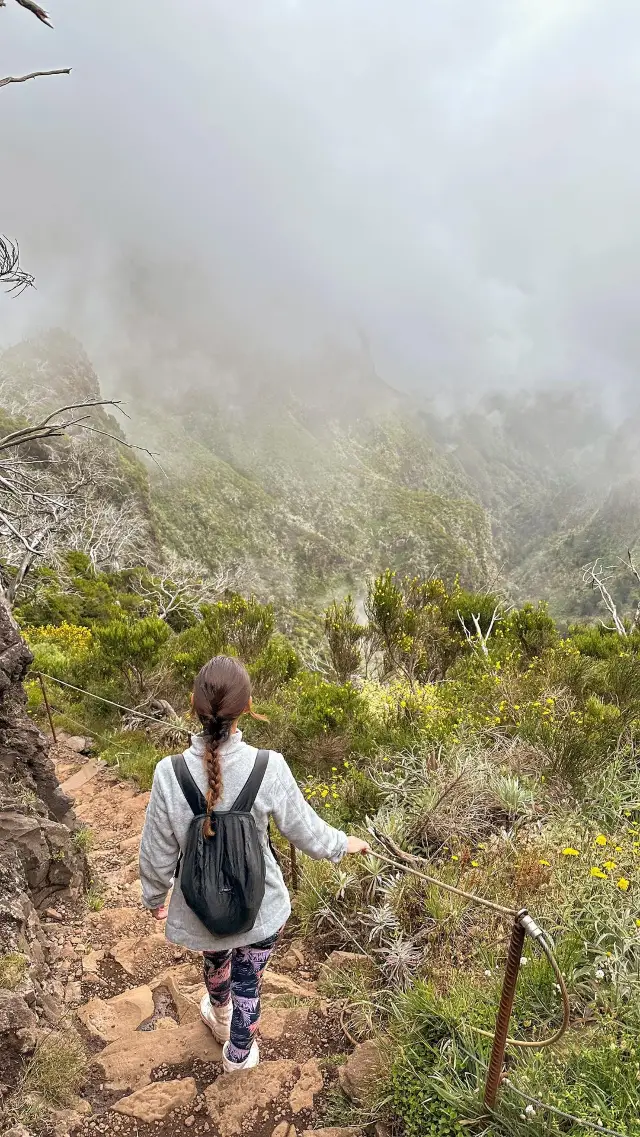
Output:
top-left (171, 754), bottom-right (207, 816)
top-left (231, 749), bottom-right (270, 813)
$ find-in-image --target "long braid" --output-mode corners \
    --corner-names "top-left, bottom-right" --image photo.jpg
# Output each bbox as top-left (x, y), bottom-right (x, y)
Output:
top-left (191, 656), bottom-right (256, 840)
top-left (202, 714), bottom-right (230, 838)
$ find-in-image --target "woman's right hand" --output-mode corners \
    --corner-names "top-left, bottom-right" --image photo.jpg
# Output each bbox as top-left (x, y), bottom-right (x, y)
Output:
top-left (345, 836), bottom-right (371, 855)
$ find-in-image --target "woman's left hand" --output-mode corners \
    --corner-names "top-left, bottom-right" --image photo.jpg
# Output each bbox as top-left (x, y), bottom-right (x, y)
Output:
top-left (151, 905), bottom-right (168, 921)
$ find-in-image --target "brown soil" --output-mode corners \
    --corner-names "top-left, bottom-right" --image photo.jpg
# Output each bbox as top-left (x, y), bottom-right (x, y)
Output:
top-left (19, 744), bottom-right (359, 1137)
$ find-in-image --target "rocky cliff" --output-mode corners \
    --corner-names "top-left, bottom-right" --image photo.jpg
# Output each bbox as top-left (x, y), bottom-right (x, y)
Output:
top-left (0, 597), bottom-right (85, 1072)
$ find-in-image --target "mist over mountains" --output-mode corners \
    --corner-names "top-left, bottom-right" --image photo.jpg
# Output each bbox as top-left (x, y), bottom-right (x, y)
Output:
top-left (1, 329), bottom-right (638, 621)
top-left (4, 0), bottom-right (640, 410)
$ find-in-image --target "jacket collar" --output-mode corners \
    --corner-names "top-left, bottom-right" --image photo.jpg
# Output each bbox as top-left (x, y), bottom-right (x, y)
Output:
top-left (187, 728), bottom-right (244, 759)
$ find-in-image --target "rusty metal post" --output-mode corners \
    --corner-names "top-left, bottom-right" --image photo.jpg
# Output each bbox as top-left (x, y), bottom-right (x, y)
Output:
top-left (37, 673), bottom-right (57, 744)
top-left (484, 910), bottom-right (526, 1110)
top-left (289, 841), bottom-right (299, 890)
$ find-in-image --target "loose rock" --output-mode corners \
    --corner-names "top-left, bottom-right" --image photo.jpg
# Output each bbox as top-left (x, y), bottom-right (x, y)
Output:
top-left (95, 1020), bottom-right (222, 1091)
top-left (262, 972), bottom-right (317, 1000)
top-left (113, 1078), bottom-right (197, 1122)
top-left (205, 1060), bottom-right (298, 1137)
top-left (338, 1040), bottom-right (384, 1105)
top-left (289, 1058), bottom-right (323, 1112)
top-left (261, 1006), bottom-right (310, 1040)
top-left (318, 952), bottom-right (370, 986)
top-left (302, 1130), bottom-right (365, 1137)
top-left (77, 986), bottom-right (155, 1042)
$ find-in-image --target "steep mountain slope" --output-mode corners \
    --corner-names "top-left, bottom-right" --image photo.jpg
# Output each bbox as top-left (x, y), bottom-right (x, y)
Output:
top-left (440, 388), bottom-right (640, 616)
top-left (0, 331), bottom-right (498, 604)
top-left (3, 328), bottom-right (639, 617)
top-left (134, 392), bottom-right (495, 602)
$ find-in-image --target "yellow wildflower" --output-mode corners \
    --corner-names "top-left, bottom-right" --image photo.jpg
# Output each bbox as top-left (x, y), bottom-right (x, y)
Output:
top-left (590, 867), bottom-right (607, 879)
top-left (562, 848), bottom-right (580, 857)
top-left (451, 855), bottom-right (459, 862)
top-left (617, 878), bottom-right (630, 892)
top-left (603, 861), bottom-right (617, 872)
top-left (471, 861), bottom-right (479, 868)
top-left (595, 835), bottom-right (607, 847)
top-left (539, 860), bottom-right (551, 867)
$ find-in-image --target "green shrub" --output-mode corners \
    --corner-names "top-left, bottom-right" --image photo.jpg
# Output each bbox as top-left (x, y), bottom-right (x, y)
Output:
top-left (366, 570), bottom-right (457, 683)
top-left (170, 621), bottom-right (221, 687)
top-left (73, 827), bottom-right (94, 853)
top-left (249, 634), bottom-right (300, 697)
top-left (324, 594), bottom-right (365, 683)
top-left (282, 672), bottom-right (376, 764)
top-left (202, 594), bottom-right (274, 663)
top-left (94, 616), bottom-right (170, 696)
top-left (568, 622), bottom-right (630, 659)
top-left (504, 602), bottom-right (557, 659)
top-left (28, 642), bottom-right (69, 680)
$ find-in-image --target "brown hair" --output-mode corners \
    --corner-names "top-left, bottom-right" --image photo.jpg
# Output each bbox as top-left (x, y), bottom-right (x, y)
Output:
top-left (192, 656), bottom-right (252, 838)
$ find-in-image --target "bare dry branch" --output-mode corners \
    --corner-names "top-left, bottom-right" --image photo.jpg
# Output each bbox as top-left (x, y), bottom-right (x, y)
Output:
top-left (1, 1), bottom-right (70, 101)
top-left (582, 559), bottom-right (628, 636)
top-left (0, 68), bottom-right (70, 88)
top-left (0, 400), bottom-right (133, 453)
top-left (13, 0), bottom-right (52, 26)
top-left (0, 236), bottom-right (34, 294)
top-left (457, 604), bottom-right (505, 657)
top-left (0, 400), bottom-right (161, 604)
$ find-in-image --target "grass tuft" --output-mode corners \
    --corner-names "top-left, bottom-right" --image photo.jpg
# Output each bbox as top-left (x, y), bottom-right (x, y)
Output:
top-left (0, 952), bottom-right (29, 990)
top-left (72, 827), bottom-right (94, 853)
top-left (7, 1030), bottom-right (88, 1128)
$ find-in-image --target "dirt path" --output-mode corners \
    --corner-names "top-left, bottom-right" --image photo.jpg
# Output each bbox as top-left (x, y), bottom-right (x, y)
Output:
top-left (49, 744), bottom-right (373, 1137)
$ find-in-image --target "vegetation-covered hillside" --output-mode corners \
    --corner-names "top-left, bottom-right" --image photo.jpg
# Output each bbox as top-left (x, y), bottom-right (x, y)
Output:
top-left (15, 554), bottom-right (640, 1137)
top-left (3, 329), bottom-right (639, 620)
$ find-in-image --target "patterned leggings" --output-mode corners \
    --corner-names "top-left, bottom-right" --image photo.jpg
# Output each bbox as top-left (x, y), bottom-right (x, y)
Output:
top-left (203, 931), bottom-right (279, 1063)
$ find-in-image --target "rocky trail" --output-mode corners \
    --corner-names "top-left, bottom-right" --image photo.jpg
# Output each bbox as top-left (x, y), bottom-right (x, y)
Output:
top-left (33, 740), bottom-right (383, 1137)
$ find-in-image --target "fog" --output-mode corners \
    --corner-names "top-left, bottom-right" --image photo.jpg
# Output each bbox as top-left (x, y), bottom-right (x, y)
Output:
top-left (2, 0), bottom-right (640, 403)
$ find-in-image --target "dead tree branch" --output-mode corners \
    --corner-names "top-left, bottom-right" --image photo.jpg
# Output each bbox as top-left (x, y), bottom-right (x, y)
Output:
top-left (1, 3), bottom-right (71, 123)
top-left (457, 604), bottom-right (504, 657)
top-left (131, 553), bottom-right (230, 624)
top-left (0, 68), bottom-right (70, 88)
top-left (0, 399), bottom-right (164, 473)
top-left (0, 236), bottom-right (34, 294)
top-left (0, 400), bottom-right (160, 604)
top-left (13, 0), bottom-right (53, 26)
top-left (582, 559), bottom-right (628, 636)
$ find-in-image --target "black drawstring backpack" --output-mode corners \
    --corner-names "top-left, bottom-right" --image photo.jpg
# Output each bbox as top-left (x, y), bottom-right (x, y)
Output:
top-left (171, 749), bottom-right (270, 937)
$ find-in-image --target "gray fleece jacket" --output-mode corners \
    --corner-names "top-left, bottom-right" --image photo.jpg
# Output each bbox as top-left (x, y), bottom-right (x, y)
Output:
top-left (139, 730), bottom-right (347, 951)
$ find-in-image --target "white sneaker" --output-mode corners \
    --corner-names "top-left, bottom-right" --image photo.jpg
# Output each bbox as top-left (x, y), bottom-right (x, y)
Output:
top-left (200, 994), bottom-right (233, 1043)
top-left (222, 1040), bottom-right (260, 1074)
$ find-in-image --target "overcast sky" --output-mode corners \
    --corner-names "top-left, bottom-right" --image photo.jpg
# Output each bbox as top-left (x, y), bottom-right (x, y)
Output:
top-left (1, 0), bottom-right (639, 401)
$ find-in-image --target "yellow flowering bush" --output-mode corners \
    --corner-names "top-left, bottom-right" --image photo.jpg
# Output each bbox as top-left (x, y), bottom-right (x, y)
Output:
top-left (25, 622), bottom-right (93, 657)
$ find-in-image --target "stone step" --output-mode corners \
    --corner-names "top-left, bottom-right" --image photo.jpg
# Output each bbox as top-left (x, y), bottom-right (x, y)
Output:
top-left (59, 759), bottom-right (105, 797)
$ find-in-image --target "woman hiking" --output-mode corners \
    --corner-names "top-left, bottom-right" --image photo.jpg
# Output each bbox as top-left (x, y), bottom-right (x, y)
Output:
top-left (139, 655), bottom-right (370, 1074)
